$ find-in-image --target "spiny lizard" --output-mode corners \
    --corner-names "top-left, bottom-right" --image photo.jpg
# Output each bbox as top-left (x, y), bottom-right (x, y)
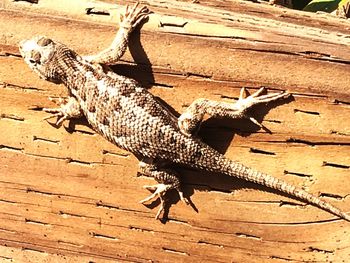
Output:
top-left (19, 3), bottom-right (349, 221)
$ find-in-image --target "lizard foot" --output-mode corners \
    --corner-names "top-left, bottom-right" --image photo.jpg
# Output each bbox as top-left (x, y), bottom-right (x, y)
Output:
top-left (140, 183), bottom-right (189, 220)
top-left (236, 87), bottom-right (289, 129)
top-left (138, 161), bottom-right (189, 219)
top-left (178, 87), bottom-right (290, 135)
top-left (120, 2), bottom-right (150, 30)
top-left (43, 97), bottom-right (83, 126)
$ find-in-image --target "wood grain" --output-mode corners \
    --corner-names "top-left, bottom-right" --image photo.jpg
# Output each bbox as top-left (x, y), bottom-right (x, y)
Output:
top-left (0, 0), bottom-right (349, 262)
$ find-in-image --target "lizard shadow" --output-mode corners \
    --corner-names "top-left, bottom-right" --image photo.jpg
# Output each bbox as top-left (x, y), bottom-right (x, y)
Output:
top-left (109, 18), bottom-right (155, 89)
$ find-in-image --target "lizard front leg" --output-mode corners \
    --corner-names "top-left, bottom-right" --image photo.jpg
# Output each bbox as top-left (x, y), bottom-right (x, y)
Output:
top-left (178, 87), bottom-right (289, 135)
top-left (138, 162), bottom-right (189, 219)
top-left (43, 96), bottom-right (83, 126)
top-left (84, 3), bottom-right (150, 65)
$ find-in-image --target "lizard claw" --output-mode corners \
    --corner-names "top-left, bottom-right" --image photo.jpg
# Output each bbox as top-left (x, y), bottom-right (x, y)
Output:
top-left (43, 108), bottom-right (68, 126)
top-left (140, 183), bottom-right (189, 220)
top-left (139, 183), bottom-right (171, 219)
top-left (120, 2), bottom-right (150, 30)
top-left (237, 87), bottom-right (289, 129)
top-left (42, 97), bottom-right (83, 126)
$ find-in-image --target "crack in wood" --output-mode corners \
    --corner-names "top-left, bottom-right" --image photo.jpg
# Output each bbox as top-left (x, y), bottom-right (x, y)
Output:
top-left (299, 51), bottom-right (331, 58)
top-left (24, 218), bottom-right (50, 226)
top-left (197, 240), bottom-right (224, 248)
top-left (26, 188), bottom-right (58, 196)
top-left (0, 228), bottom-right (16, 234)
top-left (33, 135), bottom-right (59, 144)
top-left (284, 170), bottom-right (312, 178)
top-left (57, 240), bottom-right (84, 248)
top-left (96, 201), bottom-right (149, 215)
top-left (307, 246), bottom-right (334, 254)
top-left (269, 255), bottom-right (294, 261)
top-left (0, 198), bottom-right (17, 204)
top-left (264, 119), bottom-right (282, 123)
top-left (28, 105), bottom-right (44, 111)
top-left (333, 99), bottom-right (350, 105)
top-left (25, 152), bottom-right (122, 167)
top-left (278, 138), bottom-right (350, 146)
top-left (235, 232), bottom-right (262, 240)
top-left (95, 201), bottom-right (120, 210)
top-left (0, 238), bottom-right (126, 261)
top-left (250, 147), bottom-right (276, 156)
top-left (322, 161), bottom-right (349, 169)
top-left (0, 82), bottom-right (43, 92)
top-left (152, 67), bottom-right (213, 80)
top-left (149, 82), bottom-right (174, 89)
top-left (330, 130), bottom-right (350, 136)
top-left (102, 149), bottom-right (130, 158)
top-left (162, 247), bottom-right (188, 256)
top-left (13, 0), bottom-right (38, 3)
top-left (234, 47), bottom-right (350, 65)
top-left (279, 200), bottom-right (306, 208)
top-left (0, 114), bottom-right (25, 122)
top-left (26, 188), bottom-right (94, 202)
top-left (59, 211), bottom-right (87, 219)
top-left (85, 7), bottom-right (110, 16)
top-left (309, 55), bottom-right (350, 65)
top-left (21, 247), bottom-right (47, 254)
top-left (159, 21), bottom-right (188, 28)
top-left (0, 255), bottom-right (13, 261)
top-left (185, 71), bottom-right (212, 79)
top-left (90, 232), bottom-right (118, 241)
top-left (0, 144), bottom-right (23, 152)
top-left (128, 225), bottom-right (154, 233)
top-left (205, 217), bottom-right (339, 225)
top-left (167, 218), bottom-right (190, 226)
top-left (0, 51), bottom-right (21, 58)
top-left (291, 92), bottom-right (328, 99)
top-left (70, 128), bottom-right (96, 136)
top-left (293, 109), bottom-right (320, 116)
top-left (75, 130), bottom-right (96, 135)
top-left (219, 94), bottom-right (237, 100)
top-left (66, 158), bottom-right (92, 166)
top-left (319, 192), bottom-right (344, 200)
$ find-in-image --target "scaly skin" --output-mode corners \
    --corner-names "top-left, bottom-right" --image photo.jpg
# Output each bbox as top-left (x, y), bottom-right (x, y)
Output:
top-left (19, 3), bottom-right (349, 221)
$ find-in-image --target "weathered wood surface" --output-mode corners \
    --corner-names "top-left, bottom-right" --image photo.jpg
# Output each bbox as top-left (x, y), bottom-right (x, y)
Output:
top-left (0, 0), bottom-right (350, 262)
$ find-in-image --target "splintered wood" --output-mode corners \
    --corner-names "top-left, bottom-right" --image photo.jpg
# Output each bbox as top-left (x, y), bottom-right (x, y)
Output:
top-left (0, 0), bottom-right (349, 262)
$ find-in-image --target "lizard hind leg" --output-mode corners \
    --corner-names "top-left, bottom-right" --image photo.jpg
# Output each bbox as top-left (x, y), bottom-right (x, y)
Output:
top-left (178, 87), bottom-right (289, 135)
top-left (138, 162), bottom-right (189, 219)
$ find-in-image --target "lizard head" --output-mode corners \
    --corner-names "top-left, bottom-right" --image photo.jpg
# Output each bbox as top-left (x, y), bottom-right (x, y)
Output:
top-left (19, 36), bottom-right (67, 83)
top-left (19, 36), bottom-right (55, 79)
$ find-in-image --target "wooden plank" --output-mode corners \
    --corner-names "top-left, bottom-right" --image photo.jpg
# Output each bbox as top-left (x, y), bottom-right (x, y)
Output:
top-left (0, 0), bottom-right (350, 262)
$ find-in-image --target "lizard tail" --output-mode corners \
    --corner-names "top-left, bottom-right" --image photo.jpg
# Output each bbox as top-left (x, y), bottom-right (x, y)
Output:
top-left (205, 154), bottom-right (350, 222)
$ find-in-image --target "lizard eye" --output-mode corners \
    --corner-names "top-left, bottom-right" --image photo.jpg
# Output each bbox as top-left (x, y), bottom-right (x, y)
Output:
top-left (30, 50), bottom-right (41, 64)
top-left (37, 37), bottom-right (53, 47)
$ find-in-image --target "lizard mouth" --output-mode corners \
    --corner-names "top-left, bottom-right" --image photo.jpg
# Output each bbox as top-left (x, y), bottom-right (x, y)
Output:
top-left (18, 39), bottom-right (37, 63)
top-left (18, 39), bottom-right (27, 57)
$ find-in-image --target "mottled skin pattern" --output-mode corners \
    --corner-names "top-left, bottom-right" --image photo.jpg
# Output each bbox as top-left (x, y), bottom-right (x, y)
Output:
top-left (19, 3), bottom-right (349, 221)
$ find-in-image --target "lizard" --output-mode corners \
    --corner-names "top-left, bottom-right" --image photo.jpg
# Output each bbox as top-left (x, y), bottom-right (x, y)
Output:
top-left (19, 3), bottom-right (349, 221)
